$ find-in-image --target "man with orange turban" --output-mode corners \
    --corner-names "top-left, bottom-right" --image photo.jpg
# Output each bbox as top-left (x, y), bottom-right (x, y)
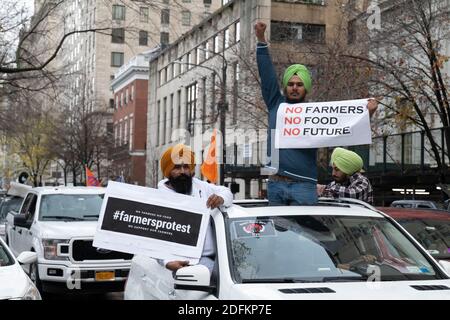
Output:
top-left (158, 144), bottom-right (233, 274)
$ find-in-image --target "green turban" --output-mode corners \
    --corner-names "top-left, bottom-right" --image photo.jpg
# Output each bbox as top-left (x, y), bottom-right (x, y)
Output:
top-left (282, 64), bottom-right (312, 93)
top-left (331, 147), bottom-right (363, 175)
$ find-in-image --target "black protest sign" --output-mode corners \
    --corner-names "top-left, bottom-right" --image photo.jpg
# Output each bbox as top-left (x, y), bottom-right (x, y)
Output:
top-left (101, 197), bottom-right (202, 247)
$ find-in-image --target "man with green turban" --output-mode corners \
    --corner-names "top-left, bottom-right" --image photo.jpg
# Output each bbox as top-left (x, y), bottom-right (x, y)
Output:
top-left (255, 21), bottom-right (377, 206)
top-left (318, 147), bottom-right (373, 204)
top-left (255, 21), bottom-right (318, 205)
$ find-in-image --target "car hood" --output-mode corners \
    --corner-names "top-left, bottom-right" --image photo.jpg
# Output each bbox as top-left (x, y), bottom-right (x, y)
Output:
top-left (38, 220), bottom-right (98, 239)
top-left (0, 264), bottom-right (29, 299)
top-left (231, 280), bottom-right (450, 300)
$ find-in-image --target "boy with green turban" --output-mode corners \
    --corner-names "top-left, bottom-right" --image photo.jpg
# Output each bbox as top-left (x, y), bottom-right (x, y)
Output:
top-left (317, 147), bottom-right (373, 204)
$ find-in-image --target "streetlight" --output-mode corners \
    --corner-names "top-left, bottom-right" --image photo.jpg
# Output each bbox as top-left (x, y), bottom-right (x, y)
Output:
top-left (173, 52), bottom-right (228, 185)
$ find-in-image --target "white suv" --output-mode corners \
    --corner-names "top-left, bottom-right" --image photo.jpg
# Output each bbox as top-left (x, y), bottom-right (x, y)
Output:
top-left (5, 187), bottom-right (132, 294)
top-left (125, 198), bottom-right (450, 300)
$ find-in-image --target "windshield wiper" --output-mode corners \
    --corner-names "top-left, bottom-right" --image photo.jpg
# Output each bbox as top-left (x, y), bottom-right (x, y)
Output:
top-left (241, 278), bottom-right (317, 283)
top-left (320, 276), bottom-right (368, 282)
top-left (83, 215), bottom-right (99, 218)
top-left (42, 216), bottom-right (84, 221)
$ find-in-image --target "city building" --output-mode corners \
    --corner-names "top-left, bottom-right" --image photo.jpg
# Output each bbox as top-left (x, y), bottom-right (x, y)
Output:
top-left (110, 49), bottom-right (159, 185)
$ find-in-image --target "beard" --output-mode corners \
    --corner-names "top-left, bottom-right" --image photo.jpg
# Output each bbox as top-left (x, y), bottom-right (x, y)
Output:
top-left (168, 174), bottom-right (193, 195)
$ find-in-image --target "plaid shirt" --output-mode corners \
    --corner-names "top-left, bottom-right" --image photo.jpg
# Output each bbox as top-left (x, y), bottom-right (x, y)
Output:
top-left (322, 172), bottom-right (373, 204)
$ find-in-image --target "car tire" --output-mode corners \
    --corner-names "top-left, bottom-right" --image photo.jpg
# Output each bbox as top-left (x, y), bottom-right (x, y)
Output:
top-left (29, 262), bottom-right (43, 293)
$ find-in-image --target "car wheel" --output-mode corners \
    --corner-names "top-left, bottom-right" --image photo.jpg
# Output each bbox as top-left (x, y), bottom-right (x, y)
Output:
top-left (29, 262), bottom-right (43, 293)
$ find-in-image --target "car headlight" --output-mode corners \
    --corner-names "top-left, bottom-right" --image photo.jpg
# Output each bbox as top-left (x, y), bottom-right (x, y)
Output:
top-left (21, 281), bottom-right (42, 300)
top-left (42, 239), bottom-right (70, 260)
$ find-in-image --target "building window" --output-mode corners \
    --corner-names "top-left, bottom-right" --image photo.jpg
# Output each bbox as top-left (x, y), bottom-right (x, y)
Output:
top-left (129, 116), bottom-right (133, 150)
top-left (163, 98), bottom-right (167, 144)
top-left (186, 82), bottom-right (198, 133)
top-left (157, 100), bottom-right (161, 145)
top-left (204, 0), bottom-right (212, 5)
top-left (125, 88), bottom-right (129, 104)
top-left (124, 118), bottom-right (128, 144)
top-left (187, 52), bottom-right (193, 70)
top-left (271, 21), bottom-right (325, 44)
top-left (177, 90), bottom-right (181, 129)
top-left (181, 11), bottom-right (191, 26)
top-left (140, 7), bottom-right (149, 22)
top-left (109, 98), bottom-right (114, 109)
top-left (235, 21), bottom-right (240, 42)
top-left (112, 5), bottom-right (125, 20)
top-left (111, 28), bottom-right (125, 43)
top-left (170, 94), bottom-right (174, 141)
top-left (139, 31), bottom-right (148, 46)
top-left (160, 32), bottom-right (169, 46)
top-left (115, 96), bottom-right (119, 109)
top-left (114, 123), bottom-right (118, 147)
top-left (131, 85), bottom-right (134, 100)
top-left (214, 35), bottom-right (220, 53)
top-left (161, 9), bottom-right (170, 24)
top-left (111, 52), bottom-right (124, 67)
top-left (224, 28), bottom-right (230, 49)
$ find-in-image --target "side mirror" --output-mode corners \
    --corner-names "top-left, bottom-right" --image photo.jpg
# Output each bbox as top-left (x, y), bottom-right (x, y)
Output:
top-left (439, 260), bottom-right (450, 276)
top-left (17, 251), bottom-right (37, 265)
top-left (174, 265), bottom-right (214, 292)
top-left (14, 214), bottom-right (32, 229)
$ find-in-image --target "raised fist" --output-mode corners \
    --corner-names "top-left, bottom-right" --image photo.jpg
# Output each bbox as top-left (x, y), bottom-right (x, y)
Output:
top-left (254, 22), bottom-right (267, 43)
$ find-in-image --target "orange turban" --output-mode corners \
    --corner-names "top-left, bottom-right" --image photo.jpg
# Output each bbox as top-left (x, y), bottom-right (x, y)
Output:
top-left (160, 144), bottom-right (196, 178)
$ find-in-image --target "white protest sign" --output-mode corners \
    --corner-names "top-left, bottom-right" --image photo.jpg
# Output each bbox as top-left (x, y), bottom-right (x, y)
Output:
top-left (275, 99), bottom-right (372, 149)
top-left (93, 181), bottom-right (210, 264)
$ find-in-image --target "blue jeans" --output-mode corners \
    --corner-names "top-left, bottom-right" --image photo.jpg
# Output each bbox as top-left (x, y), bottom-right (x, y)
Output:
top-left (268, 180), bottom-right (317, 205)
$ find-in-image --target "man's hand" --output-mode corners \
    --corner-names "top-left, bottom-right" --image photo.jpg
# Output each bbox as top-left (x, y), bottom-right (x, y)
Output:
top-left (254, 22), bottom-right (267, 43)
top-left (317, 184), bottom-right (326, 196)
top-left (206, 194), bottom-right (224, 209)
top-left (166, 260), bottom-right (189, 271)
top-left (367, 98), bottom-right (380, 117)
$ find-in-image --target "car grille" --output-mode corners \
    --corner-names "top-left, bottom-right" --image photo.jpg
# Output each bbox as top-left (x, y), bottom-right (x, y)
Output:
top-left (71, 240), bottom-right (133, 262)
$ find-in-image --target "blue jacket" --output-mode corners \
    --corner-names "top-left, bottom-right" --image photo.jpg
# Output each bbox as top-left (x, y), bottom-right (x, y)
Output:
top-left (257, 43), bottom-right (317, 183)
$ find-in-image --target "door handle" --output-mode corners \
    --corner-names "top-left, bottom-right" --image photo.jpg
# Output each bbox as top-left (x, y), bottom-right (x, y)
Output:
top-left (17, 229), bottom-right (22, 234)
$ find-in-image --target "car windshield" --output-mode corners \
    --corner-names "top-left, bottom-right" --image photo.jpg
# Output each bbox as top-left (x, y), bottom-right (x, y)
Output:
top-left (39, 194), bottom-right (104, 221)
top-left (0, 197), bottom-right (23, 222)
top-left (227, 215), bottom-right (441, 283)
top-left (0, 242), bottom-right (14, 267)
top-left (396, 218), bottom-right (450, 260)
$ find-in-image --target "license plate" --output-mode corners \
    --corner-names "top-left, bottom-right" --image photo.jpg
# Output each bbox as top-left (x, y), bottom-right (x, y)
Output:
top-left (95, 271), bottom-right (115, 281)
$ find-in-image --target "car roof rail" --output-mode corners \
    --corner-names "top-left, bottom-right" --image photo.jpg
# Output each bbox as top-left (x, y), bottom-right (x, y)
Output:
top-left (318, 197), bottom-right (377, 212)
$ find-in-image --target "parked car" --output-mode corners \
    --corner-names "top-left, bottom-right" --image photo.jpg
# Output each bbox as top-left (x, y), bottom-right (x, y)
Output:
top-left (378, 207), bottom-right (450, 263)
top-left (390, 200), bottom-right (441, 209)
top-left (0, 182), bottom-right (30, 241)
top-left (0, 237), bottom-right (41, 300)
top-left (5, 186), bottom-right (132, 294)
top-left (124, 198), bottom-right (450, 300)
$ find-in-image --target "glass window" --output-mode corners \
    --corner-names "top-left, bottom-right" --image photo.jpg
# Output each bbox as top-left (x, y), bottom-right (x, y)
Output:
top-left (160, 32), bottom-right (169, 46)
top-left (0, 242), bottom-right (14, 267)
top-left (140, 7), bottom-right (149, 22)
top-left (139, 31), bottom-right (148, 46)
top-left (161, 9), bottom-right (170, 24)
top-left (397, 218), bottom-right (450, 260)
top-left (181, 11), bottom-right (191, 26)
top-left (228, 215), bottom-right (440, 283)
top-left (111, 52), bottom-right (124, 67)
top-left (111, 28), bottom-right (125, 43)
top-left (39, 194), bottom-right (104, 221)
top-left (112, 5), bottom-right (125, 20)
top-left (271, 21), bottom-right (325, 44)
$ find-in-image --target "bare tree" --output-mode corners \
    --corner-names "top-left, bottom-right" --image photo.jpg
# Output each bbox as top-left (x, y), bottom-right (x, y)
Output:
top-left (341, 0), bottom-right (450, 181)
